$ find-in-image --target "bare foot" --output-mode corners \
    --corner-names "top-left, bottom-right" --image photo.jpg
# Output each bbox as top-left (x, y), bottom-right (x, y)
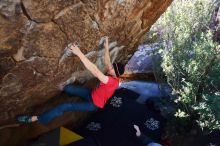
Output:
top-left (31, 116), bottom-right (38, 122)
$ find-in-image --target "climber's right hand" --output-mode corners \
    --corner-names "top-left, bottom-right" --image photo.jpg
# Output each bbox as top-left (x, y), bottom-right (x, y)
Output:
top-left (69, 43), bottom-right (81, 56)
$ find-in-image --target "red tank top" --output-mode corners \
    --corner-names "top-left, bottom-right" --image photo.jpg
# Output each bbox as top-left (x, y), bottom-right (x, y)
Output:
top-left (91, 76), bottom-right (119, 108)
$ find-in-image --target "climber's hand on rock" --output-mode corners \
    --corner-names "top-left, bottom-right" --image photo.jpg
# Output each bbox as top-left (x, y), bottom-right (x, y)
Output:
top-left (69, 44), bottom-right (81, 55)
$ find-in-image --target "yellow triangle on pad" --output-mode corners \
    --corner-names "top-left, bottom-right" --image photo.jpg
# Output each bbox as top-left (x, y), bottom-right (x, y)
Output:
top-left (59, 127), bottom-right (83, 146)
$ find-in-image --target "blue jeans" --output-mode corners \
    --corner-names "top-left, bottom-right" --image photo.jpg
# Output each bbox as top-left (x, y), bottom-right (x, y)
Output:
top-left (38, 84), bottom-right (98, 124)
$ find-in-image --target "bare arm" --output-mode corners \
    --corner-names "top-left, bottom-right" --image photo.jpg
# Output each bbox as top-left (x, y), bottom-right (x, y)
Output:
top-left (70, 44), bottom-right (109, 84)
top-left (104, 37), bottom-right (112, 69)
top-left (104, 37), bottom-right (116, 76)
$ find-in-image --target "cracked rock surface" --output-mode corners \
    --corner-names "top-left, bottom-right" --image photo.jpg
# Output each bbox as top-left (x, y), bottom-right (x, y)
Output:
top-left (0, 0), bottom-right (172, 125)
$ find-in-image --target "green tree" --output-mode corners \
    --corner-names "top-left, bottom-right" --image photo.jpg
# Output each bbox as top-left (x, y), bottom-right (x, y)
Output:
top-left (152, 0), bottom-right (220, 131)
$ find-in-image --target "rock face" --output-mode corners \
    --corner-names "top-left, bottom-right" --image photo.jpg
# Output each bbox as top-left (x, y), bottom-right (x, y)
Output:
top-left (0, 0), bottom-right (172, 123)
top-left (126, 43), bottom-right (160, 73)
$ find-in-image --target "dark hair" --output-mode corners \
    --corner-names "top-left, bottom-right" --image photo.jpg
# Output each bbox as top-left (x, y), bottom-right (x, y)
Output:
top-left (113, 63), bottom-right (125, 77)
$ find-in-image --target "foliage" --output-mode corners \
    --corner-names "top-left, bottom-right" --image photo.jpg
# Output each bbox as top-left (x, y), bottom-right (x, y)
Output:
top-left (151, 0), bottom-right (220, 132)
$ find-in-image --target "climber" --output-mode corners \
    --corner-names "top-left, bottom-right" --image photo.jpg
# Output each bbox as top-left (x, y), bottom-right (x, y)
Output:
top-left (17, 37), bottom-right (125, 124)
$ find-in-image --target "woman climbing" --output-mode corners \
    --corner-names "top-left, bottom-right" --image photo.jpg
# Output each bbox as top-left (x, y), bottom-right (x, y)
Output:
top-left (17, 37), bottom-right (125, 124)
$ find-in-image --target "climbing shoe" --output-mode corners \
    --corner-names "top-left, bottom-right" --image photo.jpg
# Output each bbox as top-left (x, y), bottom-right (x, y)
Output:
top-left (17, 115), bottom-right (32, 123)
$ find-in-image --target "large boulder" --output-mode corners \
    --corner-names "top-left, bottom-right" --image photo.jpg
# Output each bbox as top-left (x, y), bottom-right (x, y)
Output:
top-left (0, 0), bottom-right (172, 124)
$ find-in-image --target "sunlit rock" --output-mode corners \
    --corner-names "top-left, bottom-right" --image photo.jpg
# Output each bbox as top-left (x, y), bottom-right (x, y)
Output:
top-left (0, 0), bottom-right (172, 125)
